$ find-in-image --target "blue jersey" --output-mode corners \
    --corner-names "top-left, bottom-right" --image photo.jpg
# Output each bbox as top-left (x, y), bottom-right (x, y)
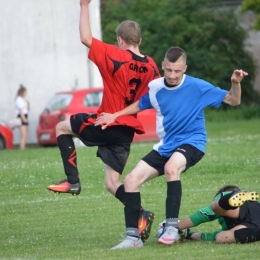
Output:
top-left (139, 75), bottom-right (228, 157)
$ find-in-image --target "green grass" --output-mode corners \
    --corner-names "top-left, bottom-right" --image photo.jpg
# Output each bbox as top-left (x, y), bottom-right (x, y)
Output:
top-left (0, 119), bottom-right (260, 259)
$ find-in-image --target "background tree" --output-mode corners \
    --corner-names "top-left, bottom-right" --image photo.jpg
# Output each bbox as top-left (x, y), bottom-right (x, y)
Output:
top-left (101, 0), bottom-right (259, 105)
top-left (241, 0), bottom-right (260, 30)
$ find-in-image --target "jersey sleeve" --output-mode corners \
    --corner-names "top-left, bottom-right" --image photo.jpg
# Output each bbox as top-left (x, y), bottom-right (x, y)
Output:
top-left (198, 80), bottom-right (228, 108)
top-left (88, 38), bottom-right (117, 75)
top-left (139, 93), bottom-right (153, 110)
top-left (190, 192), bottom-right (230, 241)
top-left (190, 205), bottom-right (220, 226)
top-left (189, 193), bottom-right (221, 226)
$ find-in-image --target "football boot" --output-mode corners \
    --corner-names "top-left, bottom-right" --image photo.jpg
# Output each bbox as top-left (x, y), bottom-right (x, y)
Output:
top-left (47, 179), bottom-right (81, 196)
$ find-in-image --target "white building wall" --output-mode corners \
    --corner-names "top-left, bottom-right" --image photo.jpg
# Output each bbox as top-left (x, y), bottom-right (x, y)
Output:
top-left (0, 0), bottom-right (102, 145)
top-left (239, 10), bottom-right (260, 92)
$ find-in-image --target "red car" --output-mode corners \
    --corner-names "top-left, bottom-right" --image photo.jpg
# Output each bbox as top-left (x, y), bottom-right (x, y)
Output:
top-left (37, 88), bottom-right (158, 146)
top-left (0, 120), bottom-right (14, 150)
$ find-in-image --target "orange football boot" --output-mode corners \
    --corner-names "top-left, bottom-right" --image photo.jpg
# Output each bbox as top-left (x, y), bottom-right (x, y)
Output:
top-left (47, 179), bottom-right (81, 196)
top-left (138, 210), bottom-right (155, 242)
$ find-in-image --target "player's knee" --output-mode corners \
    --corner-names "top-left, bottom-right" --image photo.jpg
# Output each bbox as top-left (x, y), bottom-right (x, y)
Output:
top-left (56, 120), bottom-right (71, 135)
top-left (124, 173), bottom-right (140, 190)
top-left (164, 164), bottom-right (178, 180)
top-left (56, 121), bottom-right (64, 134)
top-left (124, 173), bottom-right (135, 185)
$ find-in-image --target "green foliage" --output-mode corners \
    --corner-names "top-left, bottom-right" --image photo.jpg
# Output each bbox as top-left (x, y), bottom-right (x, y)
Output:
top-left (205, 105), bottom-right (260, 121)
top-left (101, 0), bottom-right (259, 105)
top-left (0, 119), bottom-right (260, 259)
top-left (241, 0), bottom-right (260, 30)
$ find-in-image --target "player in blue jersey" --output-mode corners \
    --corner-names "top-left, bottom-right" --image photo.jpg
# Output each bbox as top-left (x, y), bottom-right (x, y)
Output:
top-left (95, 46), bottom-right (248, 249)
top-left (171, 185), bottom-right (260, 244)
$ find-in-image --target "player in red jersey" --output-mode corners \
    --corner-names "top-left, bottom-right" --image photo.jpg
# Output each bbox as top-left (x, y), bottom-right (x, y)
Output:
top-left (47, 0), bottom-right (160, 242)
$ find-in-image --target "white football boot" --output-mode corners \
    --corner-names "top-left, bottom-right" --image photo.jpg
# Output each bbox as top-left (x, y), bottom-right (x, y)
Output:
top-left (158, 226), bottom-right (179, 246)
top-left (111, 237), bottom-right (143, 250)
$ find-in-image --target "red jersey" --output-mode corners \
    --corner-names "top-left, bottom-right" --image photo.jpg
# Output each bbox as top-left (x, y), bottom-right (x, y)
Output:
top-left (88, 38), bottom-right (160, 133)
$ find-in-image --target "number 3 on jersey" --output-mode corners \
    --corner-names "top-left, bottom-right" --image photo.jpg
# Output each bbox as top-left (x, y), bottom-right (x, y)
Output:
top-left (125, 78), bottom-right (141, 105)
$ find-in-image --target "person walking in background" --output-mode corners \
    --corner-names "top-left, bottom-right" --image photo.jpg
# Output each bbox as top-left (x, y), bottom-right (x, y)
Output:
top-left (15, 84), bottom-right (29, 150)
top-left (46, 0), bottom-right (160, 242)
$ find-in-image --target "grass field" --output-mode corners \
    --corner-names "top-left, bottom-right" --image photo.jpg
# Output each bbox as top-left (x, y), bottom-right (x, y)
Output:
top-left (1, 119), bottom-right (260, 260)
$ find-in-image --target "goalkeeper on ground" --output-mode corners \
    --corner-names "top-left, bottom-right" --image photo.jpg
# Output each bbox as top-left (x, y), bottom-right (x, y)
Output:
top-left (157, 185), bottom-right (260, 244)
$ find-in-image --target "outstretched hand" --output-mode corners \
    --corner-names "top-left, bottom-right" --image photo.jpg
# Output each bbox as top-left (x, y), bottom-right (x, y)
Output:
top-left (95, 112), bottom-right (117, 130)
top-left (231, 69), bottom-right (248, 83)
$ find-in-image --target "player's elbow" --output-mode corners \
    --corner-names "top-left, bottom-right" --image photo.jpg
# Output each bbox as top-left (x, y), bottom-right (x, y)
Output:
top-left (224, 92), bottom-right (241, 106)
top-left (231, 99), bottom-right (241, 106)
top-left (80, 36), bottom-right (92, 48)
top-left (226, 98), bottom-right (241, 107)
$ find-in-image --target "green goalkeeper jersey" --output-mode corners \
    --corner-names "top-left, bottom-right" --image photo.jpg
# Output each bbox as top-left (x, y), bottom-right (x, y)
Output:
top-left (189, 192), bottom-right (229, 241)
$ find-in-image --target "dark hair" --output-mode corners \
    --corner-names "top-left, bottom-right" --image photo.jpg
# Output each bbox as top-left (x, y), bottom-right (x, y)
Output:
top-left (165, 46), bottom-right (186, 63)
top-left (116, 20), bottom-right (141, 46)
top-left (16, 84), bottom-right (27, 97)
top-left (214, 184), bottom-right (240, 198)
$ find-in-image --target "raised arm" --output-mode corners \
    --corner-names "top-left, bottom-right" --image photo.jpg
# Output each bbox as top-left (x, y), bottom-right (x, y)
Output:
top-left (95, 101), bottom-right (142, 129)
top-left (79, 0), bottom-right (92, 47)
top-left (223, 69), bottom-right (248, 106)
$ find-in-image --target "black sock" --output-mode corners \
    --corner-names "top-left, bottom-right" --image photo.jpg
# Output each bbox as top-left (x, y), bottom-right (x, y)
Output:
top-left (218, 191), bottom-right (237, 210)
top-left (57, 135), bottom-right (79, 184)
top-left (234, 228), bottom-right (260, 243)
top-left (115, 185), bottom-right (144, 210)
top-left (124, 192), bottom-right (141, 235)
top-left (166, 180), bottom-right (182, 219)
top-left (115, 184), bottom-right (125, 204)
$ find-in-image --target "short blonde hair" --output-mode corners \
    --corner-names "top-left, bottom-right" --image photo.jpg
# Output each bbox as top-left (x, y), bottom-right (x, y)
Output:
top-left (116, 20), bottom-right (141, 46)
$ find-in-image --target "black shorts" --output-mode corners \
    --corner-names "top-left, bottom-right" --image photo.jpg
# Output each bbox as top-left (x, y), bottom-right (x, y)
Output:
top-left (224, 201), bottom-right (260, 229)
top-left (70, 113), bottom-right (135, 174)
top-left (18, 114), bottom-right (28, 125)
top-left (142, 144), bottom-right (204, 175)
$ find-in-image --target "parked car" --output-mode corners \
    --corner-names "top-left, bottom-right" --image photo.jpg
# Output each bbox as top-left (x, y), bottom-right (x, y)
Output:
top-left (37, 88), bottom-right (158, 146)
top-left (0, 120), bottom-right (14, 150)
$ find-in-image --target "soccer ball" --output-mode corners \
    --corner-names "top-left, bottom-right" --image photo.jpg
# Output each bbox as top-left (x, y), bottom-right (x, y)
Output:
top-left (155, 220), bottom-right (188, 240)
top-left (155, 220), bottom-right (165, 239)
